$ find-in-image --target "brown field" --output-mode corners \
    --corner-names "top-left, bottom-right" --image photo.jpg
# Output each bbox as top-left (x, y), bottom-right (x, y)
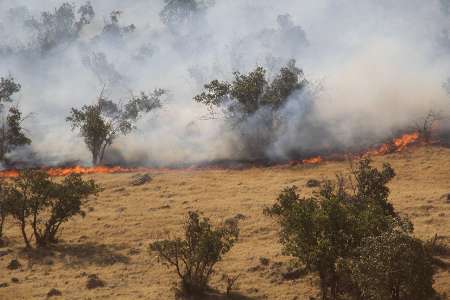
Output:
top-left (1, 146), bottom-right (449, 300)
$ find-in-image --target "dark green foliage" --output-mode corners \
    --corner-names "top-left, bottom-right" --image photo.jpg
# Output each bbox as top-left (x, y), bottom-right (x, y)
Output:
top-left (66, 89), bottom-right (165, 165)
top-left (261, 60), bottom-right (306, 109)
top-left (5, 107), bottom-right (31, 150)
top-left (160, 0), bottom-right (213, 29)
top-left (194, 60), bottom-right (307, 158)
top-left (3, 169), bottom-right (100, 248)
top-left (25, 2), bottom-right (94, 53)
top-left (194, 59), bottom-right (307, 119)
top-left (0, 77), bottom-right (31, 162)
top-left (101, 10), bottom-right (136, 39)
top-left (351, 230), bottom-right (435, 300)
top-left (265, 159), bottom-right (431, 300)
top-left (0, 77), bottom-right (21, 106)
top-left (150, 211), bottom-right (239, 295)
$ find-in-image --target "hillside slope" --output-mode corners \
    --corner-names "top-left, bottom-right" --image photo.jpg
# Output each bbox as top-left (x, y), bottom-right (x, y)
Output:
top-left (1, 146), bottom-right (449, 299)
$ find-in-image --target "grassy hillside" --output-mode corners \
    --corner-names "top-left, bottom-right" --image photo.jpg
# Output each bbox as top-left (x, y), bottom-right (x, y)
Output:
top-left (1, 146), bottom-right (449, 299)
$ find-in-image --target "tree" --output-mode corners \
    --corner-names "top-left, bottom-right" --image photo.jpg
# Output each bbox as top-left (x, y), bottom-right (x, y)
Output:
top-left (194, 60), bottom-right (308, 159)
top-left (25, 2), bottom-right (94, 54)
top-left (412, 110), bottom-right (441, 144)
top-left (160, 0), bottom-right (213, 30)
top-left (4, 169), bottom-right (100, 248)
top-left (0, 76), bottom-right (21, 104)
top-left (264, 159), bottom-right (414, 300)
top-left (351, 230), bottom-right (435, 300)
top-left (194, 59), bottom-right (307, 120)
top-left (67, 89), bottom-right (165, 165)
top-left (100, 10), bottom-right (136, 40)
top-left (150, 211), bottom-right (239, 295)
top-left (0, 76), bottom-right (31, 163)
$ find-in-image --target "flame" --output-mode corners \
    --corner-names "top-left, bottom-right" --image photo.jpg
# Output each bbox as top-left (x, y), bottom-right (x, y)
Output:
top-left (367, 132), bottom-right (420, 156)
top-left (302, 156), bottom-right (323, 165)
top-left (289, 131), bottom-right (420, 167)
top-left (0, 132), bottom-right (422, 177)
top-left (393, 132), bottom-right (420, 151)
top-left (0, 165), bottom-right (135, 178)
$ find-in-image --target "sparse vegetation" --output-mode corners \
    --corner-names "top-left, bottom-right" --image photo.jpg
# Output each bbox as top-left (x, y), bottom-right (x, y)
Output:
top-left (3, 169), bottom-right (100, 248)
top-left (413, 110), bottom-right (442, 144)
top-left (150, 211), bottom-right (239, 295)
top-left (67, 89), bottom-right (165, 165)
top-left (265, 159), bottom-right (435, 300)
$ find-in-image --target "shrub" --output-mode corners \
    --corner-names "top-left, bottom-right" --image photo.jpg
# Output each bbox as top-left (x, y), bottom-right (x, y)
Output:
top-left (351, 230), bottom-right (435, 300)
top-left (4, 169), bottom-right (100, 248)
top-left (265, 159), bottom-right (419, 300)
top-left (150, 211), bottom-right (239, 295)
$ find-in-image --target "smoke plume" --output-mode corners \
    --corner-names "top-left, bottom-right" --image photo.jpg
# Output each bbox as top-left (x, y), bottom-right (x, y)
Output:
top-left (0, 0), bottom-right (449, 166)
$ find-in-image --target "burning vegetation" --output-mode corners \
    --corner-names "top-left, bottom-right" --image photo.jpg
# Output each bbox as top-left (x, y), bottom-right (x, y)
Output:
top-left (1, 1), bottom-right (450, 299)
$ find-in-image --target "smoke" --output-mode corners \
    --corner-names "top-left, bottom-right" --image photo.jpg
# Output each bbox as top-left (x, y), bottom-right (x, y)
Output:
top-left (0, 0), bottom-right (449, 166)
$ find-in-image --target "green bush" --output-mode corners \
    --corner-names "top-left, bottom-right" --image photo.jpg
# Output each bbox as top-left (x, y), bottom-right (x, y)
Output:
top-left (150, 211), bottom-right (239, 295)
top-left (265, 159), bottom-right (431, 300)
top-left (351, 230), bottom-right (435, 300)
top-left (4, 169), bottom-right (100, 248)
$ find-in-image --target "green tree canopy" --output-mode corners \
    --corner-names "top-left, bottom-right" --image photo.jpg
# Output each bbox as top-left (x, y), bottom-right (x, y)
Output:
top-left (194, 59), bottom-right (307, 119)
top-left (0, 76), bottom-right (31, 163)
top-left (264, 159), bottom-right (427, 300)
top-left (67, 89), bottom-right (165, 165)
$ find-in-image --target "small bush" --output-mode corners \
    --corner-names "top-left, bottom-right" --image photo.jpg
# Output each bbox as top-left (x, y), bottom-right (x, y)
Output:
top-left (150, 211), bottom-right (239, 295)
top-left (351, 230), bottom-right (435, 300)
top-left (4, 169), bottom-right (100, 248)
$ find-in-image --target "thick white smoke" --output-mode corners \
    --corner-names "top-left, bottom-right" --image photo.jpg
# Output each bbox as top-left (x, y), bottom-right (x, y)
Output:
top-left (0, 0), bottom-right (449, 166)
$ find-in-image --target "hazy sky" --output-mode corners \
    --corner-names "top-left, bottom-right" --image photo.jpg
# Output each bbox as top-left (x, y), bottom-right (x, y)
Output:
top-left (0, 0), bottom-right (449, 166)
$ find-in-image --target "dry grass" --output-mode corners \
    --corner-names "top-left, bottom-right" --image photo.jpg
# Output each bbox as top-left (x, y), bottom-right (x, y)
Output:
top-left (1, 146), bottom-right (450, 299)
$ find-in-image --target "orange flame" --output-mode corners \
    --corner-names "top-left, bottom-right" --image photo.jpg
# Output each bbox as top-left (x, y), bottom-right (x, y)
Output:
top-left (0, 165), bottom-right (135, 178)
top-left (0, 132), bottom-right (422, 177)
top-left (368, 132), bottom-right (420, 156)
top-left (302, 156), bottom-right (323, 165)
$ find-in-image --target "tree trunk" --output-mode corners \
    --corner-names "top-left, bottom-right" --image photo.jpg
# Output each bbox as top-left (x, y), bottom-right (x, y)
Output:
top-left (98, 142), bottom-right (108, 166)
top-left (92, 150), bottom-right (99, 166)
top-left (319, 272), bottom-right (329, 300)
top-left (0, 213), bottom-right (5, 238)
top-left (20, 219), bottom-right (31, 248)
top-left (0, 121), bottom-right (6, 162)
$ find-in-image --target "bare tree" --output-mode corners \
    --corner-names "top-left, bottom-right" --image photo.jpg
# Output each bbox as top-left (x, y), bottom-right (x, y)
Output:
top-left (412, 110), bottom-right (442, 143)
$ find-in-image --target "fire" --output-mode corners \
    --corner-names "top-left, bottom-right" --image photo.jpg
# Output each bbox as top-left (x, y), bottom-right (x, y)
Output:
top-left (0, 132), bottom-right (422, 177)
top-left (0, 165), bottom-right (135, 178)
top-left (290, 131), bottom-right (420, 167)
top-left (302, 156), bottom-right (323, 165)
top-left (368, 132), bottom-right (420, 156)
top-left (393, 132), bottom-right (420, 151)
